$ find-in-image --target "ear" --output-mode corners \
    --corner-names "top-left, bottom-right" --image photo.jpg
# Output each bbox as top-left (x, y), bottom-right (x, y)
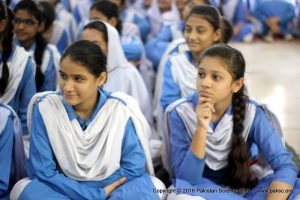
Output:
top-left (0, 20), bottom-right (7, 33)
top-left (232, 78), bottom-right (244, 93)
top-left (96, 71), bottom-right (107, 87)
top-left (213, 28), bottom-right (222, 43)
top-left (37, 21), bottom-right (46, 33)
top-left (108, 17), bottom-right (117, 27)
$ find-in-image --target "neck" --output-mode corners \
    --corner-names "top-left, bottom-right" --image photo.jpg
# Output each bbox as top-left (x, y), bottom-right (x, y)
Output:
top-left (20, 39), bottom-right (34, 50)
top-left (74, 92), bottom-right (99, 122)
top-left (191, 51), bottom-right (201, 65)
top-left (212, 95), bottom-right (233, 122)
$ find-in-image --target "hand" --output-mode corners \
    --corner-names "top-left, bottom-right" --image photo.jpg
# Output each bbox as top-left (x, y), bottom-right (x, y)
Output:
top-left (196, 97), bottom-right (215, 130)
top-left (104, 177), bottom-right (126, 197)
top-left (266, 17), bottom-right (280, 34)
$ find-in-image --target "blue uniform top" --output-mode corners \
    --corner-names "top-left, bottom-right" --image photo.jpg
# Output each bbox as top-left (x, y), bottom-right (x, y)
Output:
top-left (146, 21), bottom-right (184, 69)
top-left (24, 42), bottom-right (59, 92)
top-left (0, 46), bottom-right (36, 135)
top-left (160, 51), bottom-right (196, 111)
top-left (0, 105), bottom-right (15, 199)
top-left (169, 92), bottom-right (298, 186)
top-left (28, 88), bottom-right (147, 199)
top-left (121, 11), bottom-right (151, 42)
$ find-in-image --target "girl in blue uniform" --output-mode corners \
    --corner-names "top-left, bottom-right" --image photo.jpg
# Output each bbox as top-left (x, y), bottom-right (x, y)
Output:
top-left (10, 40), bottom-right (164, 200)
top-left (253, 0), bottom-right (296, 41)
top-left (13, 0), bottom-right (61, 92)
top-left (0, 104), bottom-right (27, 200)
top-left (164, 44), bottom-right (300, 200)
top-left (0, 1), bottom-right (36, 136)
top-left (160, 5), bottom-right (221, 111)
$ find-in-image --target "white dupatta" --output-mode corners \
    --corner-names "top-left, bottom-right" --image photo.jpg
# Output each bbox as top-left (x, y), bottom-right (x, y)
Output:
top-left (163, 98), bottom-right (256, 176)
top-left (170, 53), bottom-right (197, 97)
top-left (27, 91), bottom-right (154, 181)
top-left (0, 46), bottom-right (31, 104)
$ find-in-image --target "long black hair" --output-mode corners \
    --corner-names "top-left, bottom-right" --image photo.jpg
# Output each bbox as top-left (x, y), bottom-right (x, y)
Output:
top-left (14, 0), bottom-right (47, 91)
top-left (0, 1), bottom-right (13, 96)
top-left (199, 44), bottom-right (258, 189)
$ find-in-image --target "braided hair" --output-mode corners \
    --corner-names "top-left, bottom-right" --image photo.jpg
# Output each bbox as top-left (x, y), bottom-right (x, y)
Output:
top-left (0, 1), bottom-right (13, 96)
top-left (14, 0), bottom-right (47, 91)
top-left (199, 44), bottom-right (258, 189)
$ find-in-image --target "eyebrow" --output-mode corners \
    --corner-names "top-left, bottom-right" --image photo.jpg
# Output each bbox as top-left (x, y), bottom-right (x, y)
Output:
top-left (198, 68), bottom-right (225, 75)
top-left (59, 70), bottom-right (86, 77)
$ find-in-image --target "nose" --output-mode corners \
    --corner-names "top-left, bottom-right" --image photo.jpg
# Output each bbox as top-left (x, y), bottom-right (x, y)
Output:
top-left (62, 79), bottom-right (74, 93)
top-left (201, 76), bottom-right (211, 88)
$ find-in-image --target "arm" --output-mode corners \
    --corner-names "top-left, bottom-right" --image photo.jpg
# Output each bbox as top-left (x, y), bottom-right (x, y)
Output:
top-left (28, 105), bottom-right (106, 200)
top-left (40, 47), bottom-right (60, 92)
top-left (234, 0), bottom-right (248, 24)
top-left (169, 109), bottom-right (206, 185)
top-left (133, 15), bottom-right (151, 42)
top-left (18, 58), bottom-right (37, 135)
top-left (250, 107), bottom-right (298, 199)
top-left (145, 26), bottom-right (172, 68)
top-left (0, 115), bottom-right (14, 198)
top-left (56, 28), bottom-right (70, 55)
top-left (119, 119), bottom-right (146, 180)
top-left (160, 59), bottom-right (181, 111)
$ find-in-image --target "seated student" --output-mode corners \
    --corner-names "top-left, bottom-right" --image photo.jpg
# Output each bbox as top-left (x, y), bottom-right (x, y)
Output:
top-left (146, 0), bottom-right (210, 71)
top-left (39, 1), bottom-right (71, 55)
top-left (164, 43), bottom-right (300, 200)
top-left (0, 104), bottom-right (27, 200)
top-left (253, 0), bottom-right (296, 41)
top-left (0, 1), bottom-right (36, 137)
top-left (81, 20), bottom-right (153, 129)
top-left (10, 40), bottom-right (165, 200)
top-left (160, 5), bottom-right (222, 111)
top-left (13, 0), bottom-right (61, 92)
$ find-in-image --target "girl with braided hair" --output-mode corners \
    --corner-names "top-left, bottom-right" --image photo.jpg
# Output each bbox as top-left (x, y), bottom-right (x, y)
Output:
top-left (0, 1), bottom-right (36, 136)
top-left (13, 0), bottom-right (61, 92)
top-left (163, 44), bottom-right (299, 199)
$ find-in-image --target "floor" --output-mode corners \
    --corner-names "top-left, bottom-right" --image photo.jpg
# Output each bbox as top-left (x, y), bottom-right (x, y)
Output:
top-left (231, 40), bottom-right (300, 154)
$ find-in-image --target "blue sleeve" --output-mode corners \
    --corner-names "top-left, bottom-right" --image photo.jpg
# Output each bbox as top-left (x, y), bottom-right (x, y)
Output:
top-left (145, 25), bottom-right (172, 68)
top-left (249, 107), bottom-right (298, 186)
top-left (39, 49), bottom-right (57, 92)
top-left (133, 14), bottom-right (151, 42)
top-left (160, 59), bottom-right (181, 111)
top-left (28, 105), bottom-right (106, 200)
top-left (278, 3), bottom-right (295, 24)
top-left (18, 58), bottom-right (36, 135)
top-left (119, 118), bottom-right (146, 180)
top-left (56, 30), bottom-right (69, 55)
top-left (233, 0), bottom-right (247, 24)
top-left (0, 115), bottom-right (14, 198)
top-left (169, 109), bottom-right (205, 185)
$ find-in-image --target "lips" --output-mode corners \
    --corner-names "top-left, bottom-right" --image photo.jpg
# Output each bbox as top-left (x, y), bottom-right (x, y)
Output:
top-left (200, 91), bottom-right (212, 98)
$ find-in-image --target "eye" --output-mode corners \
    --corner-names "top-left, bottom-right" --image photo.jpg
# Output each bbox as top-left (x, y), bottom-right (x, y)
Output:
top-left (59, 73), bottom-right (67, 80)
top-left (184, 26), bottom-right (192, 33)
top-left (198, 71), bottom-right (205, 78)
top-left (212, 74), bottom-right (221, 81)
top-left (74, 76), bottom-right (84, 82)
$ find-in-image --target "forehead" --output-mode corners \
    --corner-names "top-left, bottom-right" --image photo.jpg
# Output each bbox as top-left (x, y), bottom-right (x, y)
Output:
top-left (185, 14), bottom-right (212, 27)
top-left (198, 56), bottom-right (230, 74)
top-left (60, 56), bottom-right (91, 75)
top-left (90, 9), bottom-right (107, 19)
top-left (81, 28), bottom-right (105, 41)
top-left (14, 9), bottom-right (35, 19)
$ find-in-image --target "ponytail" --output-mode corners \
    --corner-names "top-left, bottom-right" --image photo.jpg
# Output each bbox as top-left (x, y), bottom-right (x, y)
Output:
top-left (34, 32), bottom-right (47, 90)
top-left (0, 5), bottom-right (13, 96)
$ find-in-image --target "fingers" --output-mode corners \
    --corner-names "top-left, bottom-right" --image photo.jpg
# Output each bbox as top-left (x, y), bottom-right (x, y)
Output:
top-left (104, 177), bottom-right (127, 197)
top-left (198, 97), bottom-right (215, 113)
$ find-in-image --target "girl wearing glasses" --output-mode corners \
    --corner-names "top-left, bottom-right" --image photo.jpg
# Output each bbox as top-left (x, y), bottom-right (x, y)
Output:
top-left (13, 0), bottom-right (61, 92)
top-left (0, 1), bottom-right (36, 137)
